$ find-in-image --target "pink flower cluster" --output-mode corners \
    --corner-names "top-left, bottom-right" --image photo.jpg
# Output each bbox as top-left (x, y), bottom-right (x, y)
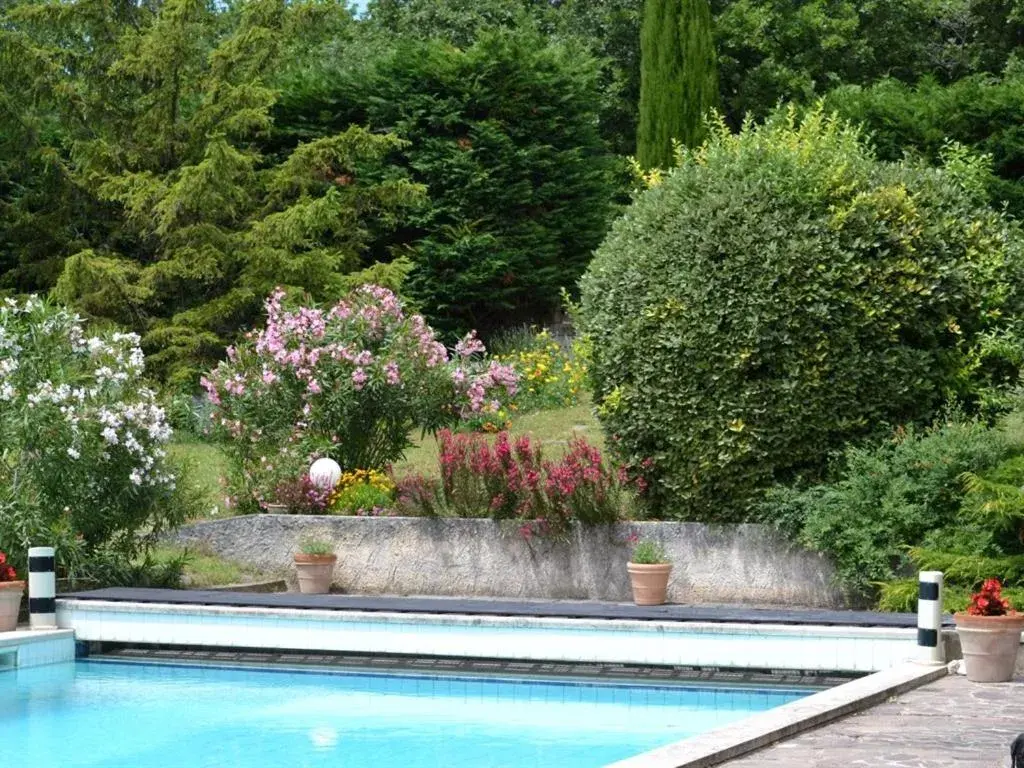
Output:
top-left (431, 429), bottom-right (625, 535)
top-left (459, 359), bottom-right (518, 413)
top-left (204, 286), bottom-right (515, 411)
top-left (202, 286), bottom-right (520, 506)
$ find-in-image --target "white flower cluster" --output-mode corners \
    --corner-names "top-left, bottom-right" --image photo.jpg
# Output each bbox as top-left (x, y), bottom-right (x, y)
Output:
top-left (1, 297), bottom-right (175, 490)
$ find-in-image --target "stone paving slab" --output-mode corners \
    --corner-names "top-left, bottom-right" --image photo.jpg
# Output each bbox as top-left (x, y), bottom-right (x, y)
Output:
top-left (722, 674), bottom-right (1022, 768)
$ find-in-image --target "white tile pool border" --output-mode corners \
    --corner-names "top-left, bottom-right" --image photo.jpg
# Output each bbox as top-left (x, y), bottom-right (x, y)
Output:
top-left (0, 628), bottom-right (76, 669)
top-left (58, 598), bottom-right (921, 673)
top-left (604, 662), bottom-right (950, 768)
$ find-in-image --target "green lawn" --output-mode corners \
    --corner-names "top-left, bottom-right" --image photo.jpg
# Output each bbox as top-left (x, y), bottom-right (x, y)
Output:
top-left (150, 544), bottom-right (275, 587)
top-left (170, 398), bottom-right (604, 519)
top-left (168, 440), bottom-right (231, 517)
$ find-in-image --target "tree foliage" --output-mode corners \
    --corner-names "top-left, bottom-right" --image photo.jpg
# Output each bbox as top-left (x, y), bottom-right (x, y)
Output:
top-left (637, 0), bottom-right (719, 168)
top-left (823, 72), bottom-right (1024, 218)
top-left (276, 30), bottom-right (617, 335)
top-left (1, 0), bottom-right (421, 386)
top-left (580, 110), bottom-right (1024, 521)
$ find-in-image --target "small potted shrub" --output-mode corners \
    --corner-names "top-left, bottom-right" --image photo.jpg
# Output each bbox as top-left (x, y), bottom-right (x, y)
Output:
top-left (0, 552), bottom-right (25, 632)
top-left (294, 538), bottom-right (337, 594)
top-left (626, 535), bottom-right (672, 606)
top-left (954, 579), bottom-right (1024, 682)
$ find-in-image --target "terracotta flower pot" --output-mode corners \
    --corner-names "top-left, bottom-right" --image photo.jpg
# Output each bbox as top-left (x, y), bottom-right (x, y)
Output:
top-left (954, 612), bottom-right (1024, 682)
top-left (294, 554), bottom-right (337, 594)
top-left (627, 563), bottom-right (672, 606)
top-left (0, 581), bottom-right (25, 632)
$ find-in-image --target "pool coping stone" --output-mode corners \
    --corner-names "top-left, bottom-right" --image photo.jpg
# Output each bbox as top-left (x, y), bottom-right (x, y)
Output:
top-left (60, 587), bottom-right (946, 628)
top-left (603, 662), bottom-right (950, 768)
top-left (0, 627), bottom-right (74, 648)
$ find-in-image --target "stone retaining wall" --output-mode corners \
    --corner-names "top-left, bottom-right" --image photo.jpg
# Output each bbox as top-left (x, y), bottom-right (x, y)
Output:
top-left (167, 516), bottom-right (844, 607)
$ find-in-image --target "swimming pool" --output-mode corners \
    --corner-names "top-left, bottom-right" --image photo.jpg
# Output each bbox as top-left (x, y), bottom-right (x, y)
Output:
top-left (4, 660), bottom-right (809, 767)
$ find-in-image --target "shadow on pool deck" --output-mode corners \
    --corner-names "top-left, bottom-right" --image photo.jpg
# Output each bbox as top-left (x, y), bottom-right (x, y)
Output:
top-left (722, 673), bottom-right (1021, 767)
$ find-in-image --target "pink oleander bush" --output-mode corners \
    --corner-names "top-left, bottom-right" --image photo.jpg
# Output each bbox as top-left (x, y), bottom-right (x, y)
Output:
top-left (202, 286), bottom-right (516, 511)
top-left (399, 429), bottom-right (634, 535)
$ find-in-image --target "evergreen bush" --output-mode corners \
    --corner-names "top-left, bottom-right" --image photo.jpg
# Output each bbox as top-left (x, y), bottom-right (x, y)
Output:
top-left (274, 30), bottom-right (618, 335)
top-left (580, 110), bottom-right (1024, 520)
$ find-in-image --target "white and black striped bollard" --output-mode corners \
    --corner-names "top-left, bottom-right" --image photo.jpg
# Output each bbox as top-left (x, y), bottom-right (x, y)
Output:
top-left (28, 546), bottom-right (57, 630)
top-left (916, 570), bottom-right (944, 665)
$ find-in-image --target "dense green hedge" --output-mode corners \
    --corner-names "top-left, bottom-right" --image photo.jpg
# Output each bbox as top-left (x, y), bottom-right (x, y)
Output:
top-left (580, 110), bottom-right (1024, 520)
top-left (275, 30), bottom-right (617, 336)
top-left (824, 73), bottom-right (1024, 218)
top-left (761, 415), bottom-right (1022, 601)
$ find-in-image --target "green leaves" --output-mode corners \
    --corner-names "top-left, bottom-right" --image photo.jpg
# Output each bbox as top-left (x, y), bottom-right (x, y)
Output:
top-left (10, 0), bottom-right (419, 384)
top-left (581, 109), bottom-right (1024, 523)
top-left (275, 29), bottom-right (617, 336)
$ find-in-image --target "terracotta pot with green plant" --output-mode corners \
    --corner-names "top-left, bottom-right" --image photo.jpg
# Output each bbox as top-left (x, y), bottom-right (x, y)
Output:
top-left (294, 538), bottom-right (337, 595)
top-left (954, 579), bottom-right (1024, 683)
top-left (0, 551), bottom-right (25, 632)
top-left (626, 535), bottom-right (672, 606)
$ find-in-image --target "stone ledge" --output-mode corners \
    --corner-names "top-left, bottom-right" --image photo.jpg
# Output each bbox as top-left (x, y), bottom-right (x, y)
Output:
top-left (605, 662), bottom-right (950, 768)
top-left (166, 516), bottom-right (844, 607)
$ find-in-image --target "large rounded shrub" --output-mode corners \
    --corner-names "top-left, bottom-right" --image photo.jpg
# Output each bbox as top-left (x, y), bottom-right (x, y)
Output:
top-left (580, 110), bottom-right (1024, 520)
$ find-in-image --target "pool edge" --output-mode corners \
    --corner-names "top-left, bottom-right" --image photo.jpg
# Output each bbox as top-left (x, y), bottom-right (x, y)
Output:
top-left (602, 661), bottom-right (950, 768)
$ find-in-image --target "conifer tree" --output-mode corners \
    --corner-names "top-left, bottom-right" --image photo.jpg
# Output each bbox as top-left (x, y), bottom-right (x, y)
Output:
top-left (3, 0), bottom-right (421, 385)
top-left (637, 0), bottom-right (719, 169)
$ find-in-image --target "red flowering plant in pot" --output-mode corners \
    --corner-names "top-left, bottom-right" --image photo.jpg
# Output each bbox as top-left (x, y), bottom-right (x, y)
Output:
top-left (0, 551), bottom-right (25, 632)
top-left (954, 579), bottom-right (1024, 683)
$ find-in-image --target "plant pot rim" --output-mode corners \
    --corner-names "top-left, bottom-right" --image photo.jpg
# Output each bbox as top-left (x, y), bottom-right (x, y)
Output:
top-left (954, 611), bottom-right (1024, 628)
top-left (627, 562), bottom-right (672, 571)
top-left (294, 553), bottom-right (337, 564)
top-left (0, 580), bottom-right (25, 591)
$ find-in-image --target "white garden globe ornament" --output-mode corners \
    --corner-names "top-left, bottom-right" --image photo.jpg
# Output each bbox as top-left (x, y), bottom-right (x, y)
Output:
top-left (309, 458), bottom-right (342, 490)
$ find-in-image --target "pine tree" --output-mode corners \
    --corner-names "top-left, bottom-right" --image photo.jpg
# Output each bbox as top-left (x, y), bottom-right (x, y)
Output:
top-left (3, 0), bottom-right (422, 385)
top-left (637, 0), bottom-right (719, 169)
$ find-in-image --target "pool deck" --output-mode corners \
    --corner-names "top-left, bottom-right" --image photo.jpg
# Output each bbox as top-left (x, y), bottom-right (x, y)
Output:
top-left (721, 673), bottom-right (1022, 767)
top-left (60, 587), bottom-right (947, 628)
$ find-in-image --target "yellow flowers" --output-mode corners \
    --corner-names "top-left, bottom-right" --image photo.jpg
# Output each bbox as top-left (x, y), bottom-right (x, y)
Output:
top-left (335, 468), bottom-right (394, 494)
top-left (328, 468), bottom-right (396, 515)
top-left (497, 329), bottom-right (587, 412)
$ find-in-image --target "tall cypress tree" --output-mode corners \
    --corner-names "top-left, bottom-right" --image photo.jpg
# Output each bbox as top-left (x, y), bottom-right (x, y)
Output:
top-left (637, 0), bottom-right (719, 169)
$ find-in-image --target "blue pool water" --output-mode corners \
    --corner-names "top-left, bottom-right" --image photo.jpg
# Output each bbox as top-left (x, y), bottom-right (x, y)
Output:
top-left (3, 660), bottom-right (809, 767)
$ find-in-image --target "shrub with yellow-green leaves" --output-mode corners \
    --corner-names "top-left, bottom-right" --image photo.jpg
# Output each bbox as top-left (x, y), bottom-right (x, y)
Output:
top-left (581, 109), bottom-right (1024, 521)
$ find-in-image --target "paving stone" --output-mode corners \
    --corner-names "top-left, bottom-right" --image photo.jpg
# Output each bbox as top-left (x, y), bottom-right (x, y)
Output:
top-left (722, 676), bottom-right (1021, 768)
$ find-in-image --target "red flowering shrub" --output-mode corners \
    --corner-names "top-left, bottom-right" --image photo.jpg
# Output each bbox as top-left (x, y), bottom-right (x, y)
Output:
top-left (393, 474), bottom-right (444, 518)
top-left (967, 579), bottom-right (1013, 616)
top-left (400, 429), bottom-right (631, 534)
top-left (270, 475), bottom-right (330, 515)
top-left (0, 551), bottom-right (18, 582)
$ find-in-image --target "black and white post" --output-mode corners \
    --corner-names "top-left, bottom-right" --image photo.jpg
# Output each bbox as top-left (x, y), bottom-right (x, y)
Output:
top-left (916, 570), bottom-right (944, 665)
top-left (28, 546), bottom-right (57, 630)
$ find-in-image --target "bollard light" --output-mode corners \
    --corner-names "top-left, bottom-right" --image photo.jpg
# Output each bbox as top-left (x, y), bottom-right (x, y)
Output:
top-left (309, 458), bottom-right (342, 490)
top-left (28, 546), bottom-right (57, 630)
top-left (916, 570), bottom-right (944, 665)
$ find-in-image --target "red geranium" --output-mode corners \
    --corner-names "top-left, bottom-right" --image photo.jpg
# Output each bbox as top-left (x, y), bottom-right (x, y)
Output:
top-left (0, 551), bottom-right (16, 583)
top-left (967, 578), bottom-right (1012, 616)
